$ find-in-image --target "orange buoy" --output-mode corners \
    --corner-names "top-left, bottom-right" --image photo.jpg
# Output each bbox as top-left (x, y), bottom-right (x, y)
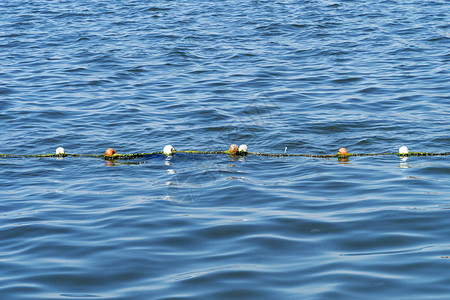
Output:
top-left (229, 144), bottom-right (238, 154)
top-left (338, 147), bottom-right (348, 156)
top-left (105, 148), bottom-right (116, 156)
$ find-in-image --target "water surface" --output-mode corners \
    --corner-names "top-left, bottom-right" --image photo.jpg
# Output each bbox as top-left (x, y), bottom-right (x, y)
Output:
top-left (1, 0), bottom-right (449, 299)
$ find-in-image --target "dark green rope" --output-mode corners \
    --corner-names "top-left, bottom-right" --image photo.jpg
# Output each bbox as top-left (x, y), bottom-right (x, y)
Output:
top-left (1, 151), bottom-right (449, 160)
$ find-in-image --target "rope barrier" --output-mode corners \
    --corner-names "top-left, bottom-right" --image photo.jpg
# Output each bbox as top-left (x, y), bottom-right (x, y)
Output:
top-left (0, 145), bottom-right (449, 160)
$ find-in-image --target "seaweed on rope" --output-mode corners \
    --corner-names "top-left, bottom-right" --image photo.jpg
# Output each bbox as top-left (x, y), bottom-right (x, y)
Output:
top-left (0, 150), bottom-right (449, 160)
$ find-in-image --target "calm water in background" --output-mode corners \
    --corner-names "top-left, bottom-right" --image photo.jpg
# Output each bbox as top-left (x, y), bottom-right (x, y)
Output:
top-left (1, 0), bottom-right (449, 299)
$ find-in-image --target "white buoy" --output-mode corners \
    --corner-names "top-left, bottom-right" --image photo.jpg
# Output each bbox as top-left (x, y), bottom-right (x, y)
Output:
top-left (56, 147), bottom-right (65, 155)
top-left (399, 146), bottom-right (409, 154)
top-left (238, 144), bottom-right (248, 153)
top-left (163, 145), bottom-right (175, 155)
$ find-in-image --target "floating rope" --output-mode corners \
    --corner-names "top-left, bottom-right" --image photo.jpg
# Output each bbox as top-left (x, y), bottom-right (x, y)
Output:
top-left (0, 146), bottom-right (449, 160)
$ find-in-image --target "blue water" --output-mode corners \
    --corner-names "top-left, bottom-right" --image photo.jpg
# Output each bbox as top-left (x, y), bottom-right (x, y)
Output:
top-left (1, 0), bottom-right (449, 299)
